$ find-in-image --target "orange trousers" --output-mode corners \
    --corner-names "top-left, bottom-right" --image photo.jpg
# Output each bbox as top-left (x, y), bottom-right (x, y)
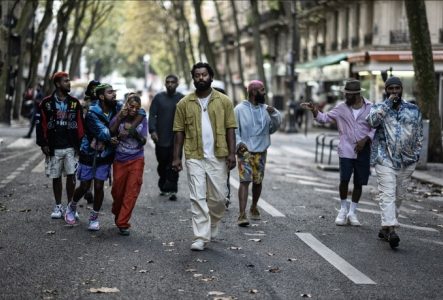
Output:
top-left (111, 157), bottom-right (144, 229)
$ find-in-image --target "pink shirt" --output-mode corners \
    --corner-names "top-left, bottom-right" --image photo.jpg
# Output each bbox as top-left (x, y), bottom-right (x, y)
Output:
top-left (315, 98), bottom-right (375, 159)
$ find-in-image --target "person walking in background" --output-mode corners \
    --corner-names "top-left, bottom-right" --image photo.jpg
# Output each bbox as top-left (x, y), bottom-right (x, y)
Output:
top-left (367, 77), bottom-right (423, 249)
top-left (172, 62), bottom-right (237, 251)
top-left (149, 75), bottom-right (184, 201)
top-left (24, 83), bottom-right (43, 138)
top-left (234, 80), bottom-right (281, 226)
top-left (109, 94), bottom-right (147, 236)
top-left (36, 72), bottom-right (84, 219)
top-left (302, 79), bottom-right (375, 227)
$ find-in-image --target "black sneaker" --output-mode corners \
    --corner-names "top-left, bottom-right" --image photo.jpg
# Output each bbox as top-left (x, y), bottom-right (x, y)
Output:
top-left (378, 228), bottom-right (389, 241)
top-left (119, 228), bottom-right (130, 236)
top-left (388, 231), bottom-right (400, 249)
top-left (169, 193), bottom-right (177, 201)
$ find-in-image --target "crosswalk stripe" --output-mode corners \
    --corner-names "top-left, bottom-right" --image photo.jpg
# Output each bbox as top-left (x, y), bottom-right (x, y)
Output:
top-left (296, 233), bottom-right (376, 285)
top-left (229, 177), bottom-right (285, 217)
top-left (297, 180), bottom-right (334, 188)
top-left (6, 138), bottom-right (34, 149)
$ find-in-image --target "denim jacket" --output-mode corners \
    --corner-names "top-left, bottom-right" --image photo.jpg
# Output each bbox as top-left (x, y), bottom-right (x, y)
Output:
top-left (366, 99), bottom-right (423, 169)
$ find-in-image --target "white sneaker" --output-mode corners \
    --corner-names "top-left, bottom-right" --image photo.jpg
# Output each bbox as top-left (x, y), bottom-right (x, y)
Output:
top-left (190, 240), bottom-right (205, 251)
top-left (211, 223), bottom-right (220, 240)
top-left (51, 204), bottom-right (64, 219)
top-left (335, 208), bottom-right (348, 226)
top-left (347, 213), bottom-right (361, 226)
top-left (88, 212), bottom-right (100, 231)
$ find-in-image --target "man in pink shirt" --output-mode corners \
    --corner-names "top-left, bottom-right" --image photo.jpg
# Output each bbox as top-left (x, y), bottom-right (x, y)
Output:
top-left (302, 79), bottom-right (375, 226)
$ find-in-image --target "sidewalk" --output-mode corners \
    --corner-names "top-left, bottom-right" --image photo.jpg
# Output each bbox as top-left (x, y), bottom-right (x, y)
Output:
top-left (412, 162), bottom-right (443, 187)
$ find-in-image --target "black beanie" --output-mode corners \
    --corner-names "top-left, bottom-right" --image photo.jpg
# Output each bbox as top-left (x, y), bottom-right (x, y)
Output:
top-left (385, 76), bottom-right (402, 88)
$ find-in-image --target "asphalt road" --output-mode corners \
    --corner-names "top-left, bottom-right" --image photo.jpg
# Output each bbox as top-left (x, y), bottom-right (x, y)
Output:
top-left (0, 126), bottom-right (442, 300)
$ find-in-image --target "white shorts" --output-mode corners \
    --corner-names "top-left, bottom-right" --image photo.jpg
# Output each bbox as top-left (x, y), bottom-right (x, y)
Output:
top-left (45, 148), bottom-right (78, 178)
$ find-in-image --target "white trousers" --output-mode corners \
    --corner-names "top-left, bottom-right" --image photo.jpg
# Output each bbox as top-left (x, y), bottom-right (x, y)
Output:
top-left (375, 163), bottom-right (416, 227)
top-left (186, 157), bottom-right (228, 242)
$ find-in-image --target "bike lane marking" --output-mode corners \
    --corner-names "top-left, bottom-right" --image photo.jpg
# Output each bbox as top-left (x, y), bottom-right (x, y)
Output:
top-left (0, 151), bottom-right (41, 189)
top-left (295, 233), bottom-right (376, 285)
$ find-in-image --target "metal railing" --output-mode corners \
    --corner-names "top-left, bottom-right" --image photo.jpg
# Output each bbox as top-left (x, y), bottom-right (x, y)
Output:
top-left (315, 133), bottom-right (339, 165)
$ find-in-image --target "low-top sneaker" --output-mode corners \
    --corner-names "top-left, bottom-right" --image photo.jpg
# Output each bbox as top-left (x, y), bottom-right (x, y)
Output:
top-left (347, 213), bottom-right (361, 226)
top-left (88, 211), bottom-right (100, 231)
top-left (51, 204), bottom-right (64, 219)
top-left (388, 231), bottom-right (400, 249)
top-left (249, 207), bottom-right (261, 220)
top-left (119, 227), bottom-right (130, 236)
top-left (211, 223), bottom-right (220, 240)
top-left (237, 213), bottom-right (250, 227)
top-left (335, 208), bottom-right (348, 226)
top-left (168, 193), bottom-right (177, 201)
top-left (64, 203), bottom-right (77, 225)
top-left (190, 239), bottom-right (205, 251)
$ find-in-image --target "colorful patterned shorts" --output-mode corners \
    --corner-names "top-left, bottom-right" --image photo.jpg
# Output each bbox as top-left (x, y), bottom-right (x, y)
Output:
top-left (237, 151), bottom-right (267, 184)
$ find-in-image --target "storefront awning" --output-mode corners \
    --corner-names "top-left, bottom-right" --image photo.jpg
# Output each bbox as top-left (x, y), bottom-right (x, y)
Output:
top-left (296, 53), bottom-right (349, 69)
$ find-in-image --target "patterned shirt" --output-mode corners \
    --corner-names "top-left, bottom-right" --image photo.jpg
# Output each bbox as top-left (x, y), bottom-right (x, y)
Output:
top-left (315, 98), bottom-right (375, 159)
top-left (366, 99), bottom-right (423, 169)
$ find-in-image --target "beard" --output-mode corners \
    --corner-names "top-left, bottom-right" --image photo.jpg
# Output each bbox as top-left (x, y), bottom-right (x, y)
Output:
top-left (194, 79), bottom-right (212, 91)
top-left (386, 91), bottom-right (402, 99)
top-left (104, 98), bottom-right (117, 108)
top-left (256, 93), bottom-right (265, 104)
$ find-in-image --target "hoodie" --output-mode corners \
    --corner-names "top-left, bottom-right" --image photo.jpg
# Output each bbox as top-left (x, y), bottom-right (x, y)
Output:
top-left (234, 100), bottom-right (282, 152)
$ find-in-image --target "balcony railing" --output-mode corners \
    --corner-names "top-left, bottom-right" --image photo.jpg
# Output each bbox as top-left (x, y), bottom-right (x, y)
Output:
top-left (364, 33), bottom-right (372, 45)
top-left (351, 37), bottom-right (359, 48)
top-left (390, 30), bottom-right (410, 44)
top-left (341, 38), bottom-right (348, 49)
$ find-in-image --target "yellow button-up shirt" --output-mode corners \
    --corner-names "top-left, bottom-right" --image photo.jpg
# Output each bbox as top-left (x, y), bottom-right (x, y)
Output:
top-left (173, 89), bottom-right (237, 159)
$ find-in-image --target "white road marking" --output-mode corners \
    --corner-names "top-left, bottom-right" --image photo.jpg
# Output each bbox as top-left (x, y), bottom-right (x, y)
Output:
top-left (229, 177), bottom-right (285, 217)
top-left (296, 233), bottom-right (376, 285)
top-left (285, 174), bottom-right (319, 181)
top-left (407, 204), bottom-right (424, 210)
top-left (297, 180), bottom-right (334, 188)
top-left (315, 188), bottom-right (336, 194)
top-left (0, 148), bottom-right (37, 162)
top-left (6, 138), bottom-right (34, 149)
top-left (398, 223), bottom-right (439, 233)
top-left (32, 159), bottom-right (46, 173)
top-left (0, 152), bottom-right (41, 189)
top-left (418, 238), bottom-right (443, 246)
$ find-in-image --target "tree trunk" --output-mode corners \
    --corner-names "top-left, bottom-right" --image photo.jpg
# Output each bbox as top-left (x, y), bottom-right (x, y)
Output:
top-left (64, 1), bottom-right (87, 71)
top-left (12, 0), bottom-right (36, 119)
top-left (250, 0), bottom-right (267, 92)
top-left (405, 0), bottom-right (443, 162)
top-left (27, 0), bottom-right (53, 89)
top-left (177, 1), bottom-right (196, 66)
top-left (0, 0), bottom-right (20, 124)
top-left (192, 0), bottom-right (219, 79)
top-left (229, 0), bottom-right (246, 98)
top-left (214, 0), bottom-right (236, 102)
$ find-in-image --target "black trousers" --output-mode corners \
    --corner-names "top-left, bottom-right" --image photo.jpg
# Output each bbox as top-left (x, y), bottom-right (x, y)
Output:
top-left (155, 145), bottom-right (179, 193)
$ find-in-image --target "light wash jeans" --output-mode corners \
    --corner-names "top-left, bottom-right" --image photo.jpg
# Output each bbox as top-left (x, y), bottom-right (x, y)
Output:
top-left (375, 163), bottom-right (416, 227)
top-left (186, 157), bottom-right (228, 242)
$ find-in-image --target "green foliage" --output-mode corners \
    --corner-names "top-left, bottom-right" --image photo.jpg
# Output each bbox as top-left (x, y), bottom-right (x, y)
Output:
top-left (84, 1), bottom-right (175, 78)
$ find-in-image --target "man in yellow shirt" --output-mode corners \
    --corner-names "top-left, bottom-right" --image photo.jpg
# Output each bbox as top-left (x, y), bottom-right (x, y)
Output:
top-left (173, 62), bottom-right (237, 251)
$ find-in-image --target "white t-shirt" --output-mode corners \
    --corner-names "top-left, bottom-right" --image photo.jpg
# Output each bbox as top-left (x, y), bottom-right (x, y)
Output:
top-left (198, 94), bottom-right (214, 158)
top-left (352, 106), bottom-right (363, 120)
